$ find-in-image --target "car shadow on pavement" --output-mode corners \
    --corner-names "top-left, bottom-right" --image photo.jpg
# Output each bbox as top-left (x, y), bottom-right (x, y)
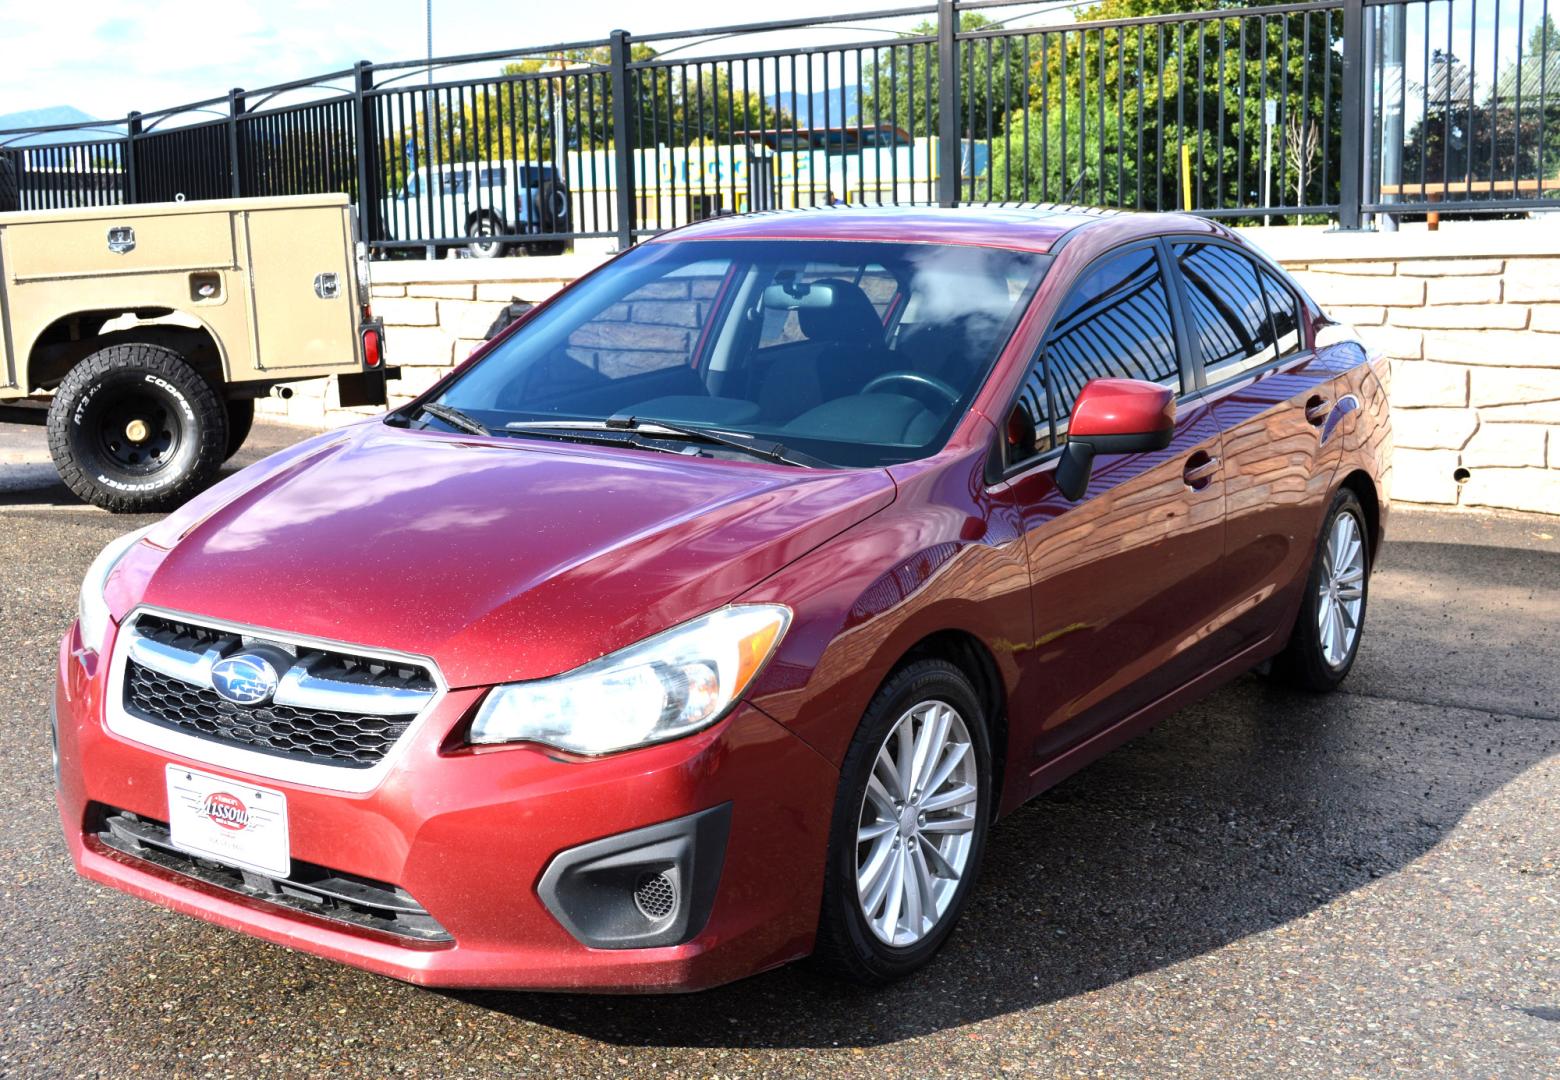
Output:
top-left (451, 631), bottom-right (1559, 1050)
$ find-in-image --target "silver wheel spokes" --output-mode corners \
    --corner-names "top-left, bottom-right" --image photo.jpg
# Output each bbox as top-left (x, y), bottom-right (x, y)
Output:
top-left (1317, 511), bottom-right (1366, 667)
top-left (856, 700), bottom-right (978, 947)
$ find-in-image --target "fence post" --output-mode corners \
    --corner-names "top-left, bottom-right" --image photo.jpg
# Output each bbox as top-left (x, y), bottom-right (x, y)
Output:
top-left (937, 0), bottom-right (960, 207)
top-left (353, 61), bottom-right (382, 247)
top-left (227, 87), bottom-right (245, 198)
top-left (609, 29), bottom-right (637, 250)
top-left (125, 111), bottom-right (141, 204)
top-left (1335, 0), bottom-right (1367, 230)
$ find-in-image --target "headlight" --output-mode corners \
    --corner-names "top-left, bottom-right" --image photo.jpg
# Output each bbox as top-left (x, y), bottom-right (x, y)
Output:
top-left (77, 527), bottom-right (150, 653)
top-left (470, 604), bottom-right (791, 756)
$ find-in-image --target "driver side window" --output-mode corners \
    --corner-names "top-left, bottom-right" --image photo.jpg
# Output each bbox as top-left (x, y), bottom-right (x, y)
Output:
top-left (1010, 245), bottom-right (1181, 467)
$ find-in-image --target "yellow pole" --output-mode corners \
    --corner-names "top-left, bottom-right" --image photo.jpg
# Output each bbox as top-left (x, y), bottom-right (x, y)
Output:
top-left (1181, 145), bottom-right (1193, 212)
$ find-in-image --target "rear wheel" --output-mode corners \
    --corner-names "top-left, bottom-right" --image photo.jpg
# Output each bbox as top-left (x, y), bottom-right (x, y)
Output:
top-left (1271, 488), bottom-right (1371, 691)
top-left (812, 659), bottom-right (992, 985)
top-left (46, 343), bottom-right (227, 513)
top-left (465, 213), bottom-right (508, 259)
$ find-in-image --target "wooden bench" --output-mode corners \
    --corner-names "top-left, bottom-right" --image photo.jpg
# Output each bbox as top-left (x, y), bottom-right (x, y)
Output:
top-left (1378, 175), bottom-right (1557, 230)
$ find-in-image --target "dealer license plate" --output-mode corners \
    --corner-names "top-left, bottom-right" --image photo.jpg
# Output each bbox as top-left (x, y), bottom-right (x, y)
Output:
top-left (165, 765), bottom-right (291, 878)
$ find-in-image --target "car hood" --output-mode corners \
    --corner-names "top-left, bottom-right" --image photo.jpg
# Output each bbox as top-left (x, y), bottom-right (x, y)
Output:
top-left (124, 424), bottom-right (895, 688)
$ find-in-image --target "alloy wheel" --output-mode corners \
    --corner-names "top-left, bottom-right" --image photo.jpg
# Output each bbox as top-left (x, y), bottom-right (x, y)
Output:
top-left (855, 699), bottom-right (979, 947)
top-left (1317, 510), bottom-right (1366, 667)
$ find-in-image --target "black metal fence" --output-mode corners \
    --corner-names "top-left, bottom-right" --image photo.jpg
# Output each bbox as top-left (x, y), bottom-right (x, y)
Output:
top-left (2, 0), bottom-right (1555, 248)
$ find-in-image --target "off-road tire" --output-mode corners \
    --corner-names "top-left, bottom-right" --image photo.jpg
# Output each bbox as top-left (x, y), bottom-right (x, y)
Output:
top-left (524, 178), bottom-right (566, 256)
top-left (224, 397), bottom-right (255, 460)
top-left (811, 658), bottom-right (993, 985)
top-left (46, 343), bottom-right (227, 513)
top-left (0, 154), bottom-right (19, 212)
top-left (1270, 488), bottom-right (1371, 692)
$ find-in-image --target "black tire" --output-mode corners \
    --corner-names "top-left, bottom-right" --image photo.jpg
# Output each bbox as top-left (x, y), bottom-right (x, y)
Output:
top-left (811, 658), bottom-right (993, 986)
top-left (224, 397), bottom-right (255, 460)
top-left (465, 212), bottom-right (508, 259)
top-left (46, 343), bottom-right (227, 513)
top-left (0, 154), bottom-right (19, 212)
top-left (523, 179), bottom-right (567, 257)
top-left (1270, 488), bottom-right (1372, 692)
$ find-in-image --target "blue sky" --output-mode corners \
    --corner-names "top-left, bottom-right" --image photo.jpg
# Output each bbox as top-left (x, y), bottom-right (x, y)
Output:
top-left (0, 0), bottom-right (948, 121)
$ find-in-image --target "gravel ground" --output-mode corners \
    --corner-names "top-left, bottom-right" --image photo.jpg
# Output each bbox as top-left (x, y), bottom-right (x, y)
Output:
top-left (1, 421), bottom-right (1555, 1079)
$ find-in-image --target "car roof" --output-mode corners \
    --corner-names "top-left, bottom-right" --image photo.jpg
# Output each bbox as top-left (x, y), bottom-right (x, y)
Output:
top-left (651, 205), bottom-right (1217, 255)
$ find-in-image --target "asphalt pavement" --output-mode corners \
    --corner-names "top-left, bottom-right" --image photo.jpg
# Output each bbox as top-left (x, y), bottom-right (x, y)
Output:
top-left (1, 420), bottom-right (1555, 1078)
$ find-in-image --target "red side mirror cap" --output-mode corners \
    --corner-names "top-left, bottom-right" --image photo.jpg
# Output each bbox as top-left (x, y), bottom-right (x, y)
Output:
top-left (1068, 378), bottom-right (1176, 441)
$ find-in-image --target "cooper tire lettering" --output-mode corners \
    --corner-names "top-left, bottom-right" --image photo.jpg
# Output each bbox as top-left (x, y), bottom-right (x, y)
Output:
top-left (46, 342), bottom-right (228, 513)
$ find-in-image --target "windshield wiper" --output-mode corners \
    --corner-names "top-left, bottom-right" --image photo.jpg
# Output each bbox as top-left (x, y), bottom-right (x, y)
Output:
top-left (414, 401), bottom-right (490, 437)
top-left (506, 416), bottom-right (831, 469)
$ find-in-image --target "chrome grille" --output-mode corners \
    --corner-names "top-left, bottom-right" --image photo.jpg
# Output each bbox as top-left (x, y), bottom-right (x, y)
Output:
top-left (118, 612), bottom-right (436, 772)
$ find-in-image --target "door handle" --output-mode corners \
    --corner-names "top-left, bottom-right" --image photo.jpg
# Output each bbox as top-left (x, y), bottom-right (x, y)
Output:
top-left (1182, 451), bottom-right (1220, 490)
top-left (1304, 395), bottom-right (1332, 427)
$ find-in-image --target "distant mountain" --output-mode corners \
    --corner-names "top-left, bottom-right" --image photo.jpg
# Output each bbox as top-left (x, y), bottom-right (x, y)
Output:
top-left (0, 106), bottom-right (123, 146)
top-left (765, 86), bottom-right (860, 128)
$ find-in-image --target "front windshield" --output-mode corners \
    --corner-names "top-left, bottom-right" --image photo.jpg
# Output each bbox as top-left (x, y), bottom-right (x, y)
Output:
top-left (428, 238), bottom-right (1049, 468)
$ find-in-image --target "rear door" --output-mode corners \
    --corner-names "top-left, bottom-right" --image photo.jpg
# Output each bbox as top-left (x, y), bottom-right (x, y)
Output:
top-left (1167, 239), bottom-right (1348, 656)
top-left (1003, 241), bottom-right (1228, 764)
top-left (243, 205), bottom-right (360, 371)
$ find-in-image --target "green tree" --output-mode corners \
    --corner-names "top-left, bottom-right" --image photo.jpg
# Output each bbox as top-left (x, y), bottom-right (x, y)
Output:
top-left (989, 0), bottom-right (1343, 216)
top-left (380, 45), bottom-right (793, 190)
top-left (860, 12), bottom-right (1032, 144)
top-left (1400, 17), bottom-right (1560, 194)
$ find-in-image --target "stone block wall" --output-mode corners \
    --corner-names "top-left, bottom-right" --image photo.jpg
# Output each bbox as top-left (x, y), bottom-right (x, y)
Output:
top-left (259, 222), bottom-right (1560, 516)
top-left (1249, 222), bottom-right (1559, 515)
top-left (254, 255), bottom-right (603, 430)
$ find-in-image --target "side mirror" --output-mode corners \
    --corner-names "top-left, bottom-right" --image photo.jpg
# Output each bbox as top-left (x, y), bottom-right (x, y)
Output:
top-left (1054, 378), bottom-right (1177, 501)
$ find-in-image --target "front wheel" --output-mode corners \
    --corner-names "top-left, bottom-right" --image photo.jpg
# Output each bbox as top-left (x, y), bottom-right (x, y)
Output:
top-left (812, 659), bottom-right (992, 985)
top-left (1270, 488), bottom-right (1372, 691)
top-left (45, 343), bottom-right (227, 513)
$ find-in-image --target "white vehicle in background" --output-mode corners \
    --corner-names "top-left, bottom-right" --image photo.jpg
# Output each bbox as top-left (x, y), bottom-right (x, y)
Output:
top-left (389, 160), bottom-right (570, 258)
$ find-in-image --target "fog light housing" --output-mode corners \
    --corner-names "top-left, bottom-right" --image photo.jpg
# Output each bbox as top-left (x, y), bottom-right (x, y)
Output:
top-left (536, 804), bottom-right (730, 949)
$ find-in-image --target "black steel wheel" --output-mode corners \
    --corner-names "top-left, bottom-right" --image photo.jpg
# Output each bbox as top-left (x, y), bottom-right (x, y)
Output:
top-left (46, 343), bottom-right (227, 513)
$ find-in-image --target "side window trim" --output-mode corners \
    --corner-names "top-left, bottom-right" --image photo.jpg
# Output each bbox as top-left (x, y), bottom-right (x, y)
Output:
top-left (996, 237), bottom-right (1191, 482)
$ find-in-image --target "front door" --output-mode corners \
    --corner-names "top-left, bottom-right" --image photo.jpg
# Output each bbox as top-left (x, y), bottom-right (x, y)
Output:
top-left (1003, 243), bottom-right (1228, 768)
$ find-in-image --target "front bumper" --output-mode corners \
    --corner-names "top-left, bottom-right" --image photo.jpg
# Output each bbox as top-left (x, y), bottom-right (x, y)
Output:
top-left (55, 623), bottom-right (837, 992)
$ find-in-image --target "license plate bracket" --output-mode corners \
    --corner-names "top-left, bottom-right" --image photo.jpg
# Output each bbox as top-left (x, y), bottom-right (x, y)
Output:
top-left (165, 765), bottom-right (291, 878)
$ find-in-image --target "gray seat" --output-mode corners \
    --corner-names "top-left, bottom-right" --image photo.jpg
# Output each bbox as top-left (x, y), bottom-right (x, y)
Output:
top-left (755, 279), bottom-right (896, 421)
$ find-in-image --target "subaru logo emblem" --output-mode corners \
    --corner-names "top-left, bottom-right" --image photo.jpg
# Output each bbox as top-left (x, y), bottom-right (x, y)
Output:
top-left (210, 654), bottom-right (279, 706)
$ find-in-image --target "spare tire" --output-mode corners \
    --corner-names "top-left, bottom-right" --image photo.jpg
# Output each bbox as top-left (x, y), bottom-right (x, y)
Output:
top-left (0, 154), bottom-right (20, 213)
top-left (526, 177), bottom-right (568, 255)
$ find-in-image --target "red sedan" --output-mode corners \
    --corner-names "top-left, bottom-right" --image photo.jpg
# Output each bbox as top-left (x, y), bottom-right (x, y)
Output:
top-left (55, 206), bottom-right (1391, 991)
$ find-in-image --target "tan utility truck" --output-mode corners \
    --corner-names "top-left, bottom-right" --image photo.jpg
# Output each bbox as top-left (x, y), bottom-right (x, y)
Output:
top-left (0, 193), bottom-right (392, 512)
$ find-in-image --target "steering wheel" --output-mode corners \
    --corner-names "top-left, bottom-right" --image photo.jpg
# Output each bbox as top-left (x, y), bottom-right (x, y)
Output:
top-left (859, 371), bottom-right (962, 411)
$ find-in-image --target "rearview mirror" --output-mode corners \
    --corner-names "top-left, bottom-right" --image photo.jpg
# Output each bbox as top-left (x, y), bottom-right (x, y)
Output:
top-left (760, 281), bottom-right (838, 311)
top-left (1054, 378), bottom-right (1176, 501)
